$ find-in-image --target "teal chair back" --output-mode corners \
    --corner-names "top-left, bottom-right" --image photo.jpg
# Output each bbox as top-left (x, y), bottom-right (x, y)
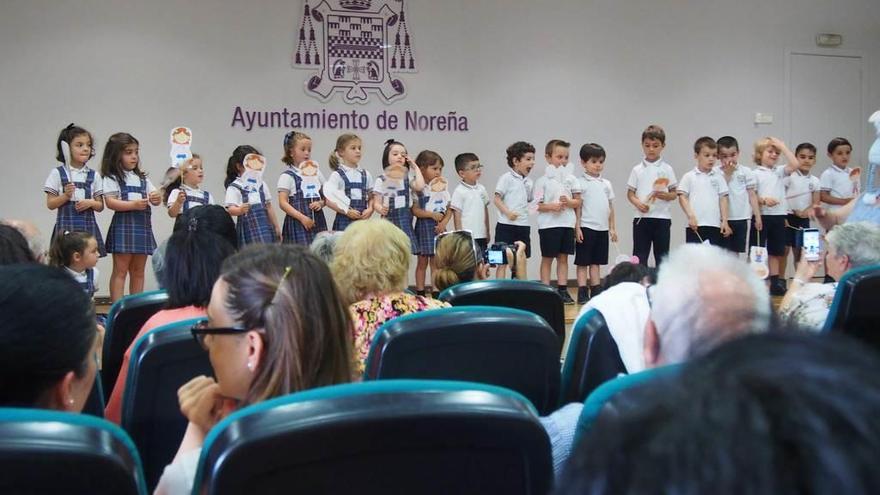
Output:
top-left (193, 379), bottom-right (552, 495)
top-left (559, 309), bottom-right (627, 405)
top-left (102, 290), bottom-right (168, 394)
top-left (822, 264), bottom-right (880, 351)
top-left (0, 408), bottom-right (147, 494)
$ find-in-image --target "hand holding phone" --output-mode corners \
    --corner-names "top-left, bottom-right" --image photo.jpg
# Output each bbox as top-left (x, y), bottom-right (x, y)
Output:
top-left (801, 228), bottom-right (821, 262)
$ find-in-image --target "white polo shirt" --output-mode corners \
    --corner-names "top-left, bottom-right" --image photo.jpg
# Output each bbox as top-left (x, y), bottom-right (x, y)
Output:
top-left (322, 163), bottom-right (374, 210)
top-left (677, 167), bottom-right (729, 228)
top-left (225, 178), bottom-right (272, 206)
top-left (717, 164), bottom-right (757, 221)
top-left (102, 171), bottom-right (157, 199)
top-left (494, 170), bottom-right (533, 227)
top-left (450, 180), bottom-right (489, 239)
top-left (43, 164), bottom-right (103, 200)
top-left (626, 159), bottom-right (678, 220)
top-left (819, 164), bottom-right (858, 211)
top-left (277, 165), bottom-right (327, 199)
top-left (784, 171), bottom-right (820, 214)
top-left (753, 165), bottom-right (791, 216)
top-left (534, 165), bottom-right (581, 230)
top-left (577, 174), bottom-right (615, 231)
top-left (167, 185), bottom-right (216, 208)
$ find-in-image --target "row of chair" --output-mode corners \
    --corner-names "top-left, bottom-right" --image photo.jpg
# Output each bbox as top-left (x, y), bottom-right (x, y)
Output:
top-left (0, 380), bottom-right (551, 495)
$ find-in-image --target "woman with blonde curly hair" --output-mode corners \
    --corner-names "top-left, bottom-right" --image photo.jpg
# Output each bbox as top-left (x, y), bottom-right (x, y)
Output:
top-left (331, 218), bottom-right (449, 376)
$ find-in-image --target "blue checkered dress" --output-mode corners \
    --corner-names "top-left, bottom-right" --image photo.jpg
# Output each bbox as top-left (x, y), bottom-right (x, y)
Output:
top-left (382, 174), bottom-right (417, 254)
top-left (54, 166), bottom-right (106, 257)
top-left (105, 176), bottom-right (157, 255)
top-left (281, 170), bottom-right (328, 245)
top-left (183, 190), bottom-right (210, 211)
top-left (78, 268), bottom-right (96, 298)
top-left (414, 191), bottom-right (440, 256)
top-left (331, 168), bottom-right (368, 232)
top-left (231, 182), bottom-right (277, 246)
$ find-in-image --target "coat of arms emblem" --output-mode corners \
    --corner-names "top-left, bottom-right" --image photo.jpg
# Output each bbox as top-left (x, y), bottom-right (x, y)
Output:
top-left (293, 0), bottom-right (415, 103)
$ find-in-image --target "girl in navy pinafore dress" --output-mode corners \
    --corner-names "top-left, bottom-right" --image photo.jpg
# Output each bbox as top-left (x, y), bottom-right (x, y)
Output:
top-left (411, 150), bottom-right (452, 295)
top-left (324, 133), bottom-right (374, 231)
top-left (224, 145), bottom-right (280, 246)
top-left (43, 124), bottom-right (107, 256)
top-left (373, 139), bottom-right (426, 253)
top-left (164, 154), bottom-right (215, 218)
top-left (101, 133), bottom-right (161, 302)
top-left (278, 131), bottom-right (328, 245)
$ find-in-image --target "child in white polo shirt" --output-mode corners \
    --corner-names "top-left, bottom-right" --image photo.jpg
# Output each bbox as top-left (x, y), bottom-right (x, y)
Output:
top-left (450, 152), bottom-right (490, 252)
top-left (494, 141), bottom-right (535, 275)
top-left (783, 143), bottom-right (820, 272)
top-left (819, 137), bottom-right (858, 211)
top-left (717, 136), bottom-right (761, 256)
top-left (535, 139), bottom-right (582, 304)
top-left (749, 136), bottom-right (800, 295)
top-left (678, 137), bottom-right (731, 246)
top-left (627, 124), bottom-right (678, 267)
top-left (574, 143), bottom-right (617, 304)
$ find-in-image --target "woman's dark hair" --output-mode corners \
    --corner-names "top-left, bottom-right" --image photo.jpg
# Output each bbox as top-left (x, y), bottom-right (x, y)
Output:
top-left (100, 132), bottom-right (144, 186)
top-left (48, 230), bottom-right (93, 268)
top-left (381, 139), bottom-right (405, 169)
top-left (0, 225), bottom-right (36, 265)
top-left (601, 262), bottom-right (657, 291)
top-left (0, 264), bottom-right (95, 407)
top-left (221, 244), bottom-right (352, 405)
top-left (164, 226), bottom-right (236, 309)
top-left (55, 123), bottom-right (95, 163)
top-left (224, 145), bottom-right (260, 188)
top-left (172, 205), bottom-right (238, 250)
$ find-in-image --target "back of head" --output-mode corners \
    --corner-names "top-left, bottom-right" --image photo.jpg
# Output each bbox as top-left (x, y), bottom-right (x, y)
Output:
top-left (825, 221), bottom-right (880, 270)
top-left (0, 264), bottom-right (95, 407)
top-left (650, 244), bottom-right (770, 364)
top-left (173, 205), bottom-right (238, 250)
top-left (433, 232), bottom-right (479, 292)
top-left (559, 332), bottom-right (880, 494)
top-left (0, 224), bottom-right (36, 265)
top-left (601, 262), bottom-right (655, 291)
top-left (164, 224), bottom-right (236, 309)
top-left (2, 220), bottom-right (45, 263)
top-left (221, 245), bottom-right (352, 405)
top-left (309, 231), bottom-right (342, 265)
top-left (331, 218), bottom-right (410, 303)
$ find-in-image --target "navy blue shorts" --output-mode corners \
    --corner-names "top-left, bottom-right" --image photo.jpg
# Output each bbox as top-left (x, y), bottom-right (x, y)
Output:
top-left (539, 227), bottom-right (575, 258)
top-left (494, 223), bottom-right (531, 258)
top-left (574, 227), bottom-right (609, 266)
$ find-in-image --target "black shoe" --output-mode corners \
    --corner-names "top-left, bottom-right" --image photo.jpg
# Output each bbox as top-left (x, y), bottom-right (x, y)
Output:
top-left (559, 288), bottom-right (575, 305)
top-left (769, 279), bottom-right (787, 296)
top-left (577, 287), bottom-right (589, 305)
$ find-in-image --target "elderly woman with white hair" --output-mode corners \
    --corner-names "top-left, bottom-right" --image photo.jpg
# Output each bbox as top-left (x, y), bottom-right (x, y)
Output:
top-left (780, 222), bottom-right (880, 331)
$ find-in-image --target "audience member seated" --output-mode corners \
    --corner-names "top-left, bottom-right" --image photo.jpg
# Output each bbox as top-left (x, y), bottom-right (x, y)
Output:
top-left (0, 224), bottom-right (36, 265)
top-left (309, 230), bottom-right (342, 265)
top-left (597, 261), bottom-right (656, 293)
top-left (2, 219), bottom-right (46, 263)
top-left (0, 264), bottom-right (99, 410)
top-left (152, 206), bottom-right (237, 288)
top-left (556, 332), bottom-right (880, 494)
top-left (780, 221), bottom-right (880, 331)
top-left (542, 243), bottom-right (770, 475)
top-left (331, 219), bottom-right (449, 376)
top-left (154, 245), bottom-right (352, 494)
top-left (104, 214), bottom-right (236, 423)
top-left (432, 230), bottom-right (527, 292)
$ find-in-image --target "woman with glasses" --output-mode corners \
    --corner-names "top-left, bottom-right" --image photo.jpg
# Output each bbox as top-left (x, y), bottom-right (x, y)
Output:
top-left (155, 245), bottom-right (352, 494)
top-left (432, 230), bottom-right (528, 292)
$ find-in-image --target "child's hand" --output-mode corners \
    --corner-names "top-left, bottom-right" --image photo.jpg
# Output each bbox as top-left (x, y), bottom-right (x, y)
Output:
top-left (721, 222), bottom-right (732, 237)
top-left (432, 212), bottom-right (444, 222)
top-left (548, 202), bottom-right (563, 213)
top-left (754, 216), bottom-right (763, 231)
top-left (610, 229), bottom-right (619, 242)
top-left (559, 195), bottom-right (569, 207)
top-left (575, 227), bottom-right (584, 243)
top-left (174, 192), bottom-right (186, 206)
top-left (797, 208), bottom-right (810, 219)
top-left (346, 208), bottom-right (361, 220)
top-left (506, 210), bottom-right (519, 221)
top-left (302, 217), bottom-right (315, 230)
top-left (377, 204), bottom-right (389, 216)
top-left (308, 200), bottom-right (324, 211)
top-left (434, 222), bottom-right (447, 235)
top-left (634, 199), bottom-right (650, 213)
top-left (275, 226), bottom-right (283, 241)
top-left (178, 376), bottom-right (225, 434)
top-left (239, 203), bottom-right (251, 215)
top-left (74, 199), bottom-right (93, 212)
top-left (688, 215), bottom-right (699, 231)
top-left (148, 191), bottom-right (162, 206)
top-left (62, 183), bottom-right (76, 200)
top-left (133, 198), bottom-right (149, 210)
top-left (763, 197), bottom-right (779, 207)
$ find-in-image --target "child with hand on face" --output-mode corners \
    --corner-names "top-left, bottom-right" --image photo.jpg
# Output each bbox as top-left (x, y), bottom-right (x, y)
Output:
top-left (373, 139), bottom-right (426, 249)
top-left (494, 141), bottom-right (535, 279)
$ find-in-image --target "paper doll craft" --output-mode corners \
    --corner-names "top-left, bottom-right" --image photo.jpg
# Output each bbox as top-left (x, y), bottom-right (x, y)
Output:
top-left (380, 164), bottom-right (408, 209)
top-left (426, 176), bottom-right (450, 213)
top-left (298, 160), bottom-right (322, 199)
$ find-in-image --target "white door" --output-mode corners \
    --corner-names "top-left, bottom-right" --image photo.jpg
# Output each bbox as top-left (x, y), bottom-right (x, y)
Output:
top-left (788, 52), bottom-right (864, 168)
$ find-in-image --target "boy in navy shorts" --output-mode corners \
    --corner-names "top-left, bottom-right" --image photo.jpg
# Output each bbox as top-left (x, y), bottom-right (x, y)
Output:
top-left (494, 141), bottom-right (535, 278)
top-left (574, 143), bottom-right (617, 304)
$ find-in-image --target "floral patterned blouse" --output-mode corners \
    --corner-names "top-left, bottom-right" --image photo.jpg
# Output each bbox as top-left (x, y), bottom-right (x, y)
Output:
top-left (779, 282), bottom-right (838, 331)
top-left (350, 292), bottom-right (450, 377)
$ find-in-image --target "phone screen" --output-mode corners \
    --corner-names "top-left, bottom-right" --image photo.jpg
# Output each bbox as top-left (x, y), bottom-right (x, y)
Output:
top-left (487, 249), bottom-right (505, 265)
top-left (802, 229), bottom-right (821, 261)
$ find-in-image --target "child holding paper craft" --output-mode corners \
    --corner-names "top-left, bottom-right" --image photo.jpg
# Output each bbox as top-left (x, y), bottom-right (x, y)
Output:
top-left (412, 150), bottom-right (451, 296)
top-left (373, 139), bottom-right (426, 251)
top-left (165, 154), bottom-right (215, 217)
top-left (224, 146), bottom-right (279, 246)
top-left (278, 130), bottom-right (328, 245)
top-left (627, 124), bottom-right (678, 266)
top-left (749, 136), bottom-right (800, 295)
top-left (49, 230), bottom-right (101, 299)
top-left (574, 143), bottom-right (618, 304)
top-left (782, 143), bottom-right (820, 269)
top-left (323, 133), bottom-right (374, 231)
top-left (535, 139), bottom-right (581, 304)
top-left (44, 124), bottom-right (106, 256)
top-left (101, 133), bottom-right (161, 302)
top-left (820, 137), bottom-right (859, 211)
top-left (677, 137), bottom-right (731, 246)
top-left (717, 136), bottom-right (761, 256)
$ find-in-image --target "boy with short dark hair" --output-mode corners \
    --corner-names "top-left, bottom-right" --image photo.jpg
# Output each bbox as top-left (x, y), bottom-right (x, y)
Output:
top-left (574, 143), bottom-right (617, 304)
top-left (717, 136), bottom-right (761, 255)
top-left (450, 153), bottom-right (490, 251)
top-left (820, 137), bottom-right (858, 211)
top-left (677, 137), bottom-right (731, 245)
top-left (783, 143), bottom-right (820, 270)
top-left (494, 141), bottom-right (535, 271)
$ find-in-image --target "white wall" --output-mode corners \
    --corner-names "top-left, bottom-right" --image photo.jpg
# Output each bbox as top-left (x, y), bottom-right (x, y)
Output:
top-left (2, 0), bottom-right (878, 293)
